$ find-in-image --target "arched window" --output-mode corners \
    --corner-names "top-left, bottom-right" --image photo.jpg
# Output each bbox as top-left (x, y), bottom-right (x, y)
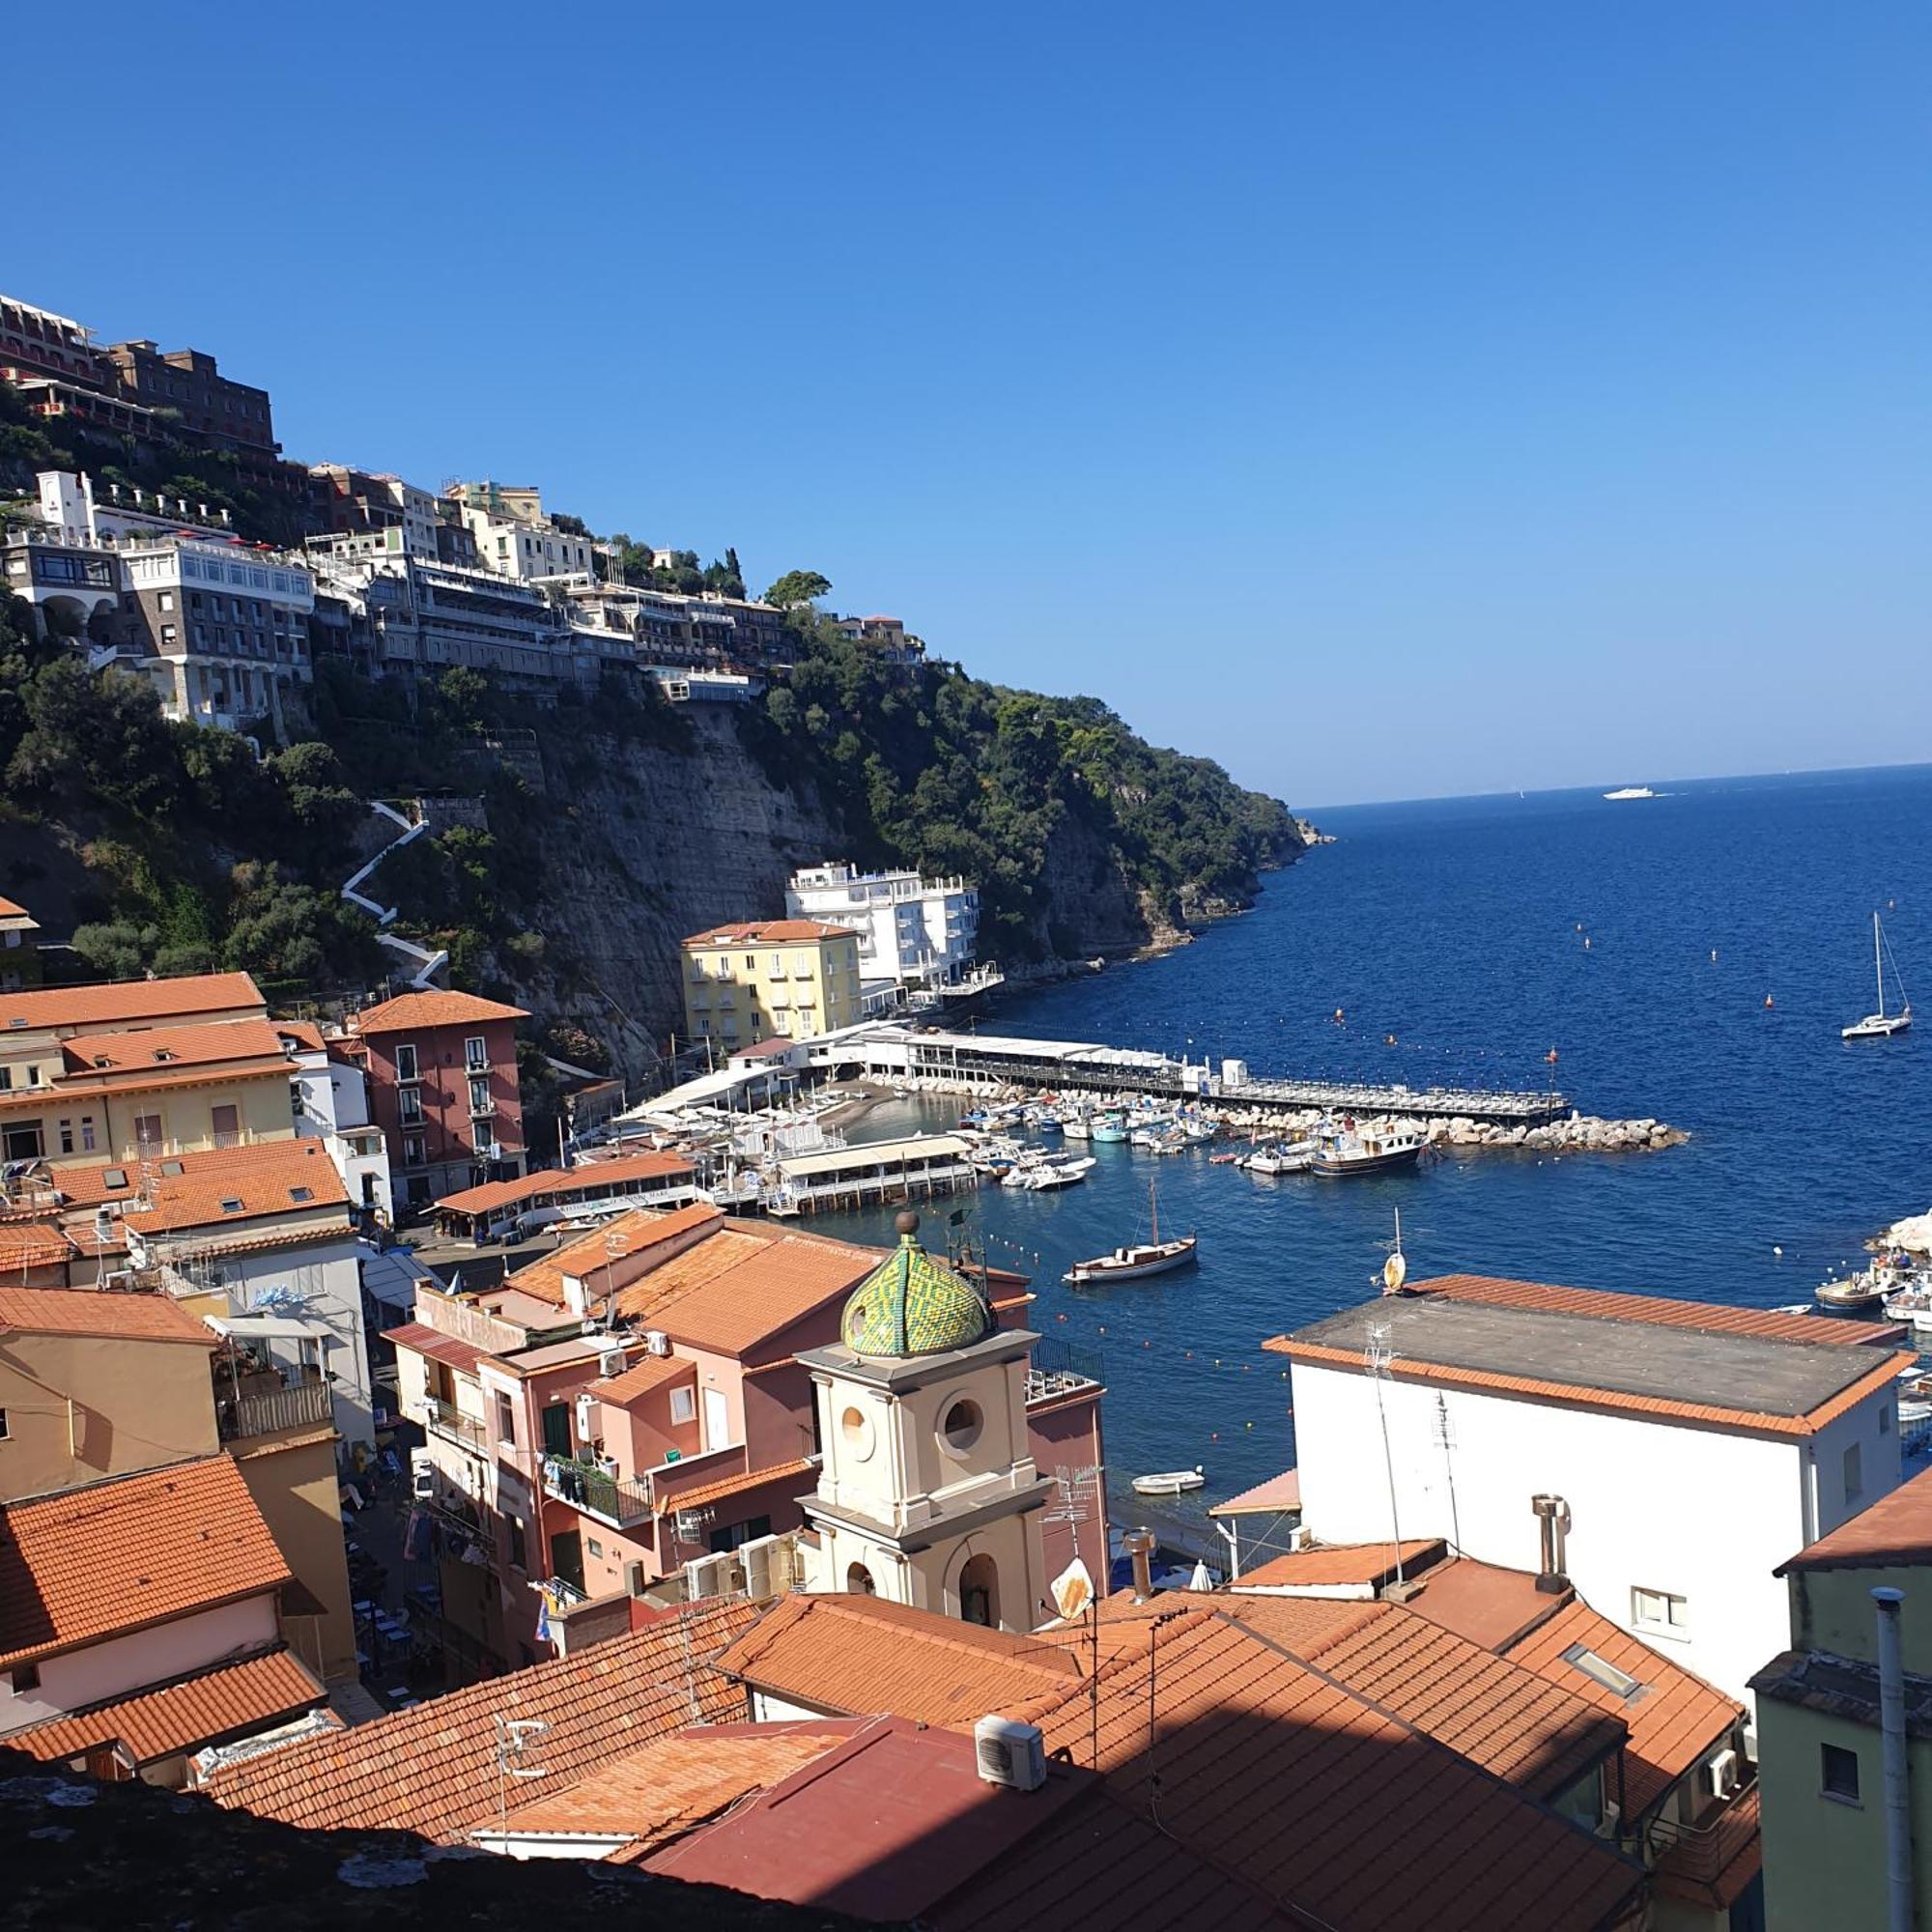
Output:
top-left (846, 1561), bottom-right (876, 1597)
top-left (959, 1552), bottom-right (998, 1629)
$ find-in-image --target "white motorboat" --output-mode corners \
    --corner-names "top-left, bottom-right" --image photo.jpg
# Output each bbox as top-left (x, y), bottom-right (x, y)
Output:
top-left (1245, 1139), bottom-right (1317, 1176)
top-left (1843, 912), bottom-right (1912, 1039)
top-left (1603, 785), bottom-right (1656, 801)
top-left (1062, 1114), bottom-right (1093, 1142)
top-left (1881, 1284), bottom-right (1932, 1334)
top-left (1311, 1121), bottom-right (1426, 1178)
top-left (1065, 1180), bottom-right (1199, 1285)
top-left (1006, 1151), bottom-right (1095, 1191)
top-left (1132, 1466), bottom-right (1206, 1497)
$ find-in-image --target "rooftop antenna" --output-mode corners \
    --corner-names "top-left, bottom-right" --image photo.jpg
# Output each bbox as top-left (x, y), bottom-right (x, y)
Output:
top-left (1435, 1390), bottom-right (1463, 1556)
top-left (1365, 1318), bottom-right (1407, 1588)
top-left (492, 1715), bottom-right (549, 1832)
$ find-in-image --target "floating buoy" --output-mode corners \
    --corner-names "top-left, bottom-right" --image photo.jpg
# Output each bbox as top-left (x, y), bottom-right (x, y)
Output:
top-left (1583, 937), bottom-right (1592, 950)
top-left (1773, 1245), bottom-right (1783, 1257)
top-left (1384, 1034), bottom-right (1398, 1046)
top-left (1546, 1047), bottom-right (1560, 1065)
top-left (1710, 949), bottom-right (1718, 963)
top-left (1765, 995), bottom-right (1775, 1009)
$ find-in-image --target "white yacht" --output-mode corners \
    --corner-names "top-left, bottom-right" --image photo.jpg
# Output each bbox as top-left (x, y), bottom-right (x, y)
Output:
top-left (1603, 785), bottom-right (1657, 801)
top-left (1842, 912), bottom-right (1912, 1039)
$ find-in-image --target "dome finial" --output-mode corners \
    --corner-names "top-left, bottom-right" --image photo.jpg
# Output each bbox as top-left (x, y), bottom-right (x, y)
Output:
top-left (895, 1209), bottom-right (921, 1242)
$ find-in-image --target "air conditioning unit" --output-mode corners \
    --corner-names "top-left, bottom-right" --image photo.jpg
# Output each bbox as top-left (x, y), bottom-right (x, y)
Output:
top-left (574, 1392), bottom-right (595, 1441)
top-left (598, 1347), bottom-right (627, 1379)
top-left (682, 1552), bottom-right (741, 1601)
top-left (738, 1533), bottom-right (790, 1603)
top-left (410, 1449), bottom-right (436, 1500)
top-left (1706, 1748), bottom-right (1741, 1799)
top-left (974, 1716), bottom-right (1047, 1793)
top-left (645, 1329), bottom-right (671, 1357)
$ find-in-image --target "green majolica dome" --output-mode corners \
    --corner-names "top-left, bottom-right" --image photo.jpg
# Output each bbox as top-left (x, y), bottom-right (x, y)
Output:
top-left (841, 1212), bottom-right (994, 1358)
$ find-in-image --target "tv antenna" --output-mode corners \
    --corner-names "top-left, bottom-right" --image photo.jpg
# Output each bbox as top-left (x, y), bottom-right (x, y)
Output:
top-left (492, 1715), bottom-right (550, 1830)
top-left (1434, 1390), bottom-right (1463, 1556)
top-left (1365, 1319), bottom-right (1407, 1587)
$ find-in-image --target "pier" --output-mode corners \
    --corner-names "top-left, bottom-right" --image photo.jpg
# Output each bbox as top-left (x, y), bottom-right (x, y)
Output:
top-left (802, 1023), bottom-right (1572, 1127)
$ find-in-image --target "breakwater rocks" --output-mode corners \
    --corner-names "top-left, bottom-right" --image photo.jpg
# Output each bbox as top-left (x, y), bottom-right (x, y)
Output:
top-left (1207, 1106), bottom-right (1686, 1155)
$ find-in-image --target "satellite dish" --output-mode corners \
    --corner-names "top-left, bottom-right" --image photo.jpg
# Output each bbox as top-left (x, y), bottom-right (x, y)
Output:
top-left (1050, 1557), bottom-right (1095, 1622)
top-left (1382, 1249), bottom-right (1408, 1293)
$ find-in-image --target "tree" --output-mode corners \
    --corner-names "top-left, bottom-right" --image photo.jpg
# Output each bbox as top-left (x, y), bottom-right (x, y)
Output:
top-left (763, 570), bottom-right (832, 611)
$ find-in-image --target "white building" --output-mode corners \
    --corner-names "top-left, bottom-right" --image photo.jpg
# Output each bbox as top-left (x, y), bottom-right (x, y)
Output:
top-left (449, 481), bottom-right (600, 583)
top-left (278, 1023), bottom-right (393, 1219)
top-left (1271, 1274), bottom-right (1914, 1706)
top-left (785, 863), bottom-right (981, 996)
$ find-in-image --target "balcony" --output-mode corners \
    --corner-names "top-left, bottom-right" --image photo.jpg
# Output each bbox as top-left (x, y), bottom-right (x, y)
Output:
top-left (421, 1394), bottom-right (486, 1450)
top-left (216, 1378), bottom-right (333, 1441)
top-left (1026, 1338), bottom-right (1104, 1406)
top-left (1649, 1782), bottom-right (1761, 1906)
top-left (543, 1454), bottom-right (653, 1528)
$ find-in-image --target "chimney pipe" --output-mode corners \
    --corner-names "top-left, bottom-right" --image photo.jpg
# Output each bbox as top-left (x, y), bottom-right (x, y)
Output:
top-left (1875, 1586), bottom-right (1913, 1932)
top-left (1532, 1494), bottom-right (1571, 1595)
top-left (1124, 1528), bottom-right (1156, 1605)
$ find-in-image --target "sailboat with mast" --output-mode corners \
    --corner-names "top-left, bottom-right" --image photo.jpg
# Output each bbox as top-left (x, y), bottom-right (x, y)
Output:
top-left (1063, 1178), bottom-right (1198, 1286)
top-left (1842, 911), bottom-right (1912, 1040)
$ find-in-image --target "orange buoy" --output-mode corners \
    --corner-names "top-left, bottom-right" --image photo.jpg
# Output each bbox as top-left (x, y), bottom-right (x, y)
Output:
top-left (1764, 995), bottom-right (1775, 1009)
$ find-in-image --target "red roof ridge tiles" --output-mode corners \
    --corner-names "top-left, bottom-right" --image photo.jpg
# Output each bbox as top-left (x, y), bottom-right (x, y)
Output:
top-left (0, 1287), bottom-right (216, 1346)
top-left (657, 1457), bottom-right (816, 1516)
top-left (0, 972), bottom-right (264, 1034)
top-left (59, 1018), bottom-right (291, 1075)
top-left (350, 989), bottom-right (528, 1033)
top-left (1775, 1461), bottom-right (1932, 1576)
top-left (433, 1149), bottom-right (696, 1217)
top-left (203, 1598), bottom-right (759, 1841)
top-left (0, 1454), bottom-right (290, 1669)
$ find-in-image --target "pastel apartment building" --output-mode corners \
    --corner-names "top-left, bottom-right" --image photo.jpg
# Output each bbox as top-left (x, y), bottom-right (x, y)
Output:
top-left (785, 861), bottom-right (983, 996)
top-left (681, 920), bottom-right (865, 1047)
top-left (342, 989), bottom-right (528, 1215)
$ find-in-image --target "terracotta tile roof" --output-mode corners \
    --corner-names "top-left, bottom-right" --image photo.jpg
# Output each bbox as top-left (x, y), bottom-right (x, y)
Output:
top-left (487, 1722), bottom-right (856, 1848)
top-left (1009, 1608), bottom-right (1646, 1931)
top-left (0, 1287), bottom-right (216, 1346)
top-left (609, 1225), bottom-right (779, 1321)
top-left (1236, 1538), bottom-right (1446, 1590)
top-left (382, 1321), bottom-right (487, 1379)
top-left (1406, 1271), bottom-right (1900, 1349)
top-left (0, 895), bottom-right (34, 922)
top-left (434, 1150), bottom-right (696, 1217)
top-left (350, 989), bottom-right (527, 1034)
top-left (0, 1223), bottom-right (78, 1273)
top-left (1502, 1598), bottom-right (1743, 1819)
top-left (504, 1204), bottom-right (725, 1308)
top-left (1401, 1553), bottom-right (1571, 1651)
top-left (0, 972), bottom-right (263, 1035)
top-left (0, 1454), bottom-right (290, 1668)
top-left (270, 1019), bottom-right (327, 1052)
top-left (655, 1234), bottom-right (873, 1358)
top-left (1776, 1462), bottom-right (1932, 1575)
top-left (9, 1648), bottom-right (326, 1767)
top-left (1209, 1467), bottom-right (1301, 1517)
top-left (658, 1457), bottom-right (817, 1516)
top-left (57, 1018), bottom-right (291, 1078)
top-left (712, 1591), bottom-right (1082, 1725)
top-left (683, 920), bottom-right (855, 947)
top-left (116, 1138), bottom-right (349, 1236)
top-left (591, 1351), bottom-right (695, 1404)
top-left (204, 1599), bottom-right (758, 1840)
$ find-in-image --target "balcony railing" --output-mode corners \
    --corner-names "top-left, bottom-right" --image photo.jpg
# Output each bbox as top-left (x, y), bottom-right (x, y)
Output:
top-left (421, 1394), bottom-right (486, 1450)
top-left (1648, 1782), bottom-right (1760, 1891)
top-left (543, 1455), bottom-right (653, 1528)
top-left (217, 1379), bottom-right (333, 1441)
top-left (1026, 1338), bottom-right (1104, 1405)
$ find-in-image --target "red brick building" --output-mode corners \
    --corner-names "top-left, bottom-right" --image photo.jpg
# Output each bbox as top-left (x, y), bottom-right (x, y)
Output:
top-left (345, 991), bottom-right (528, 1216)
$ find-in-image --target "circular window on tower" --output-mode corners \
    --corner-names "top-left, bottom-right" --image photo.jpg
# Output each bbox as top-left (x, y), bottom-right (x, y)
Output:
top-left (840, 1404), bottom-right (875, 1461)
top-left (940, 1397), bottom-right (984, 1456)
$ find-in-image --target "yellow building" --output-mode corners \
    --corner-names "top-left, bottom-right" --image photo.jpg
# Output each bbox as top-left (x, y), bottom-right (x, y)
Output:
top-left (681, 920), bottom-right (864, 1046)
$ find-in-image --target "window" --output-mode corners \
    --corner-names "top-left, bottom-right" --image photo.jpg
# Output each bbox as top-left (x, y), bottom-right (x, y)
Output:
top-left (1632, 1587), bottom-right (1689, 1638)
top-left (468, 1076), bottom-right (491, 1114)
top-left (1881, 1403), bottom-right (1894, 1435)
top-left (79, 1118), bottom-right (96, 1153)
top-left (1, 1123), bottom-right (43, 1162)
top-left (668, 1386), bottom-right (696, 1426)
top-left (1844, 1442), bottom-right (1864, 1505)
top-left (133, 1114), bottom-right (161, 1152)
top-left (211, 1103), bottom-right (240, 1148)
top-left (1822, 1742), bottom-right (1861, 1803)
top-left (398, 1087), bottom-right (424, 1124)
top-left (393, 1043), bottom-right (418, 1082)
top-left (158, 591), bottom-right (174, 611)
top-left (495, 1392), bottom-right (516, 1445)
top-left (402, 1132), bottom-right (426, 1167)
top-left (941, 1397), bottom-right (984, 1454)
top-left (508, 1517), bottom-right (527, 1571)
top-left (586, 1538), bottom-right (604, 1558)
top-left (1560, 1642), bottom-right (1648, 1703)
top-left (473, 1118), bottom-right (496, 1156)
top-left (0, 1407), bottom-right (8, 1439)
top-left (464, 1036), bottom-right (488, 1072)
top-left (160, 625), bottom-right (177, 648)
top-left (57, 1120), bottom-right (73, 1155)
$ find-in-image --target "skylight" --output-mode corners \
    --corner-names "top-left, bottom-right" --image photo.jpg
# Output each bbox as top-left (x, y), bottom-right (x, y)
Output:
top-left (103, 1169), bottom-right (128, 1189)
top-left (289, 1187), bottom-right (313, 1203)
top-left (1561, 1642), bottom-right (1647, 1703)
top-left (161, 1160), bottom-right (184, 1177)
top-left (219, 1197), bottom-right (245, 1214)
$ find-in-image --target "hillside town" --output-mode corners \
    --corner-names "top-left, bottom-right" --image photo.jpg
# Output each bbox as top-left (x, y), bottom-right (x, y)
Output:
top-left (3, 289), bottom-right (1929, 1932)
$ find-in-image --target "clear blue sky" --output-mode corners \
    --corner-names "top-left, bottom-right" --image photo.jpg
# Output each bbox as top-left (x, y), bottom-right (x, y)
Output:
top-left (12, 3), bottom-right (1928, 806)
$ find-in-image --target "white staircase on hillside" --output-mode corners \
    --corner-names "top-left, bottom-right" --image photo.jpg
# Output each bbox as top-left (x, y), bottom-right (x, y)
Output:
top-left (339, 801), bottom-right (448, 989)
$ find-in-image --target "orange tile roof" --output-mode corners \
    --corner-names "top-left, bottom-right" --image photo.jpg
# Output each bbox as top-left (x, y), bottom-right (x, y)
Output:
top-left (1400, 1553), bottom-right (1570, 1651)
top-left (0, 1454), bottom-right (290, 1668)
top-left (504, 1203), bottom-right (725, 1308)
top-left (712, 1592), bottom-right (1082, 1725)
top-left (382, 1321), bottom-right (488, 1379)
top-left (204, 1599), bottom-right (758, 1841)
top-left (270, 1019), bottom-right (327, 1052)
top-left (351, 989), bottom-right (527, 1034)
top-left (1236, 1538), bottom-right (1446, 1590)
top-left (115, 1138), bottom-right (350, 1237)
top-left (1408, 1271), bottom-right (1899, 1349)
top-left (654, 1233), bottom-right (873, 1358)
top-left (0, 1223), bottom-right (77, 1273)
top-left (658, 1457), bottom-right (816, 1516)
top-left (591, 1351), bottom-right (695, 1404)
top-left (1502, 1598), bottom-right (1743, 1820)
top-left (1776, 1462), bottom-right (1932, 1575)
top-left (0, 895), bottom-right (34, 922)
top-left (1010, 1607), bottom-right (1646, 1931)
top-left (489, 1722), bottom-right (855, 1847)
top-left (9, 1648), bottom-right (326, 1767)
top-left (1208, 1467), bottom-right (1301, 1517)
top-left (0, 1287), bottom-right (216, 1347)
top-left (0, 972), bottom-right (263, 1035)
top-left (434, 1150), bottom-right (696, 1217)
top-left (609, 1224), bottom-right (780, 1320)
top-left (683, 920), bottom-right (855, 947)
top-left (57, 1018), bottom-right (290, 1078)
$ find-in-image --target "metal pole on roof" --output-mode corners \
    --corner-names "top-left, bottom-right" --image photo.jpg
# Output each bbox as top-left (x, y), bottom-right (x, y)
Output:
top-left (1366, 1321), bottom-right (1406, 1587)
top-left (1875, 1586), bottom-right (1913, 1932)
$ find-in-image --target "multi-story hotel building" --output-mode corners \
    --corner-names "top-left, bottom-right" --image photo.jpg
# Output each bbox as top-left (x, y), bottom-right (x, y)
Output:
top-left (681, 920), bottom-right (865, 1048)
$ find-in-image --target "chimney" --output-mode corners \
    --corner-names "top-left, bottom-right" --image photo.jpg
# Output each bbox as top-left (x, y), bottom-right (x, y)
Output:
top-left (1124, 1528), bottom-right (1156, 1604)
top-left (1875, 1587), bottom-right (1913, 1932)
top-left (1532, 1494), bottom-right (1571, 1594)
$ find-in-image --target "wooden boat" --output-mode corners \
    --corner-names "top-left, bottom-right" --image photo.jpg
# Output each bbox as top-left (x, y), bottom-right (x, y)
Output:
top-left (1843, 912), bottom-right (1912, 1039)
top-left (1065, 1180), bottom-right (1198, 1285)
top-left (1817, 1255), bottom-right (1916, 1313)
top-left (1311, 1122), bottom-right (1426, 1178)
top-left (1132, 1466), bottom-right (1206, 1497)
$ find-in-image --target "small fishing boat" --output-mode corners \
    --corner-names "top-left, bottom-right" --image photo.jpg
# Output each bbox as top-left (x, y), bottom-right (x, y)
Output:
top-left (1062, 1113), bottom-right (1093, 1142)
top-left (1311, 1121), bottom-right (1426, 1178)
top-left (1881, 1282), bottom-right (1932, 1335)
top-left (1089, 1113), bottom-right (1129, 1144)
top-left (1132, 1466), bottom-right (1206, 1497)
top-left (1245, 1139), bottom-right (1317, 1176)
top-left (1816, 1254), bottom-right (1917, 1314)
top-left (1065, 1179), bottom-right (1198, 1285)
top-left (1843, 912), bottom-right (1912, 1039)
top-left (1208, 1151), bottom-right (1242, 1166)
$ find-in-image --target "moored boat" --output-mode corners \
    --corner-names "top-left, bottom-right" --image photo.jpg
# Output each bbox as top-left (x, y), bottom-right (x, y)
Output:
top-left (1843, 911), bottom-right (1912, 1039)
top-left (1132, 1466), bottom-right (1206, 1497)
top-left (1245, 1139), bottom-right (1318, 1176)
top-left (1089, 1113), bottom-right (1129, 1144)
top-left (1311, 1121), bottom-right (1426, 1178)
top-left (1817, 1253), bottom-right (1917, 1314)
top-left (1065, 1179), bottom-right (1198, 1285)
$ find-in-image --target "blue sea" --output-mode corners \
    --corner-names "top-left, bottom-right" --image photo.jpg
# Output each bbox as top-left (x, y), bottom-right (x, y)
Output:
top-left (812, 765), bottom-right (1932, 1532)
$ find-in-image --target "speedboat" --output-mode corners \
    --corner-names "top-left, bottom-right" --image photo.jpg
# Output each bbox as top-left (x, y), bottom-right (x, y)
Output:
top-left (1843, 912), bottom-right (1912, 1039)
top-left (1603, 785), bottom-right (1656, 801)
top-left (1245, 1139), bottom-right (1317, 1176)
top-left (1018, 1155), bottom-right (1094, 1191)
top-left (1132, 1467), bottom-right (1206, 1497)
top-left (1311, 1122), bottom-right (1426, 1178)
top-left (1882, 1282), bottom-right (1932, 1335)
